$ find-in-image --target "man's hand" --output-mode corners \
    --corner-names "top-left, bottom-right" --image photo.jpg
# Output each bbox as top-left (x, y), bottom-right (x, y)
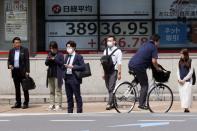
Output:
top-left (117, 72), bottom-right (121, 80)
top-left (9, 65), bottom-right (13, 69)
top-left (102, 74), bottom-right (105, 80)
top-left (26, 72), bottom-right (29, 76)
top-left (157, 67), bottom-right (162, 72)
top-left (178, 80), bottom-right (185, 85)
top-left (51, 57), bottom-right (55, 60)
top-left (64, 64), bottom-right (73, 69)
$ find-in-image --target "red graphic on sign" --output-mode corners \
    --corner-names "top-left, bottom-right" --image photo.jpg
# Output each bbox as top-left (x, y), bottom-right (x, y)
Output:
top-left (52, 4), bottom-right (61, 14)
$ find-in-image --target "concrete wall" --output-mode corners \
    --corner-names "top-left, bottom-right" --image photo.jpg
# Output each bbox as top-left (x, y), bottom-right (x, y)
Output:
top-left (1, 54), bottom-right (197, 96)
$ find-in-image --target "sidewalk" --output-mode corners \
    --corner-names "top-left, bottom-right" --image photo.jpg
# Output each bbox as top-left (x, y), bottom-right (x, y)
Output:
top-left (1, 101), bottom-right (197, 114)
top-left (1, 94), bottom-right (197, 104)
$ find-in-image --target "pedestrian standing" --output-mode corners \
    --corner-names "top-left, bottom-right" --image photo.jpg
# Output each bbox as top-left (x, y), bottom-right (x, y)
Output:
top-left (8, 37), bottom-right (30, 109)
top-left (64, 41), bottom-right (85, 113)
top-left (101, 36), bottom-right (122, 110)
top-left (177, 49), bottom-right (194, 113)
top-left (45, 41), bottom-right (64, 111)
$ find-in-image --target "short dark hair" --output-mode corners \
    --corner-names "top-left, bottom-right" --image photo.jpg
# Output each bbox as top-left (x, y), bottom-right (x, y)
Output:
top-left (12, 37), bottom-right (21, 43)
top-left (66, 41), bottom-right (77, 48)
top-left (107, 35), bottom-right (116, 41)
top-left (150, 34), bottom-right (160, 42)
top-left (49, 41), bottom-right (58, 49)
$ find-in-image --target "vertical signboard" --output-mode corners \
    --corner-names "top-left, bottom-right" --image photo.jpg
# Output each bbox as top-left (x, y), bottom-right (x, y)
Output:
top-left (4, 0), bottom-right (28, 41)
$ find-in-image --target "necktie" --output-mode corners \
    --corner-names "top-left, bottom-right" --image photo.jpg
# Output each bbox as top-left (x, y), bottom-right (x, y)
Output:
top-left (67, 55), bottom-right (71, 65)
top-left (66, 55), bottom-right (72, 74)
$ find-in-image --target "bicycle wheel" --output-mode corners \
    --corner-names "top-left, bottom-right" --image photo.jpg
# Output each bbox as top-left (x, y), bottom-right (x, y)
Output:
top-left (147, 83), bottom-right (173, 113)
top-left (113, 82), bottom-right (137, 113)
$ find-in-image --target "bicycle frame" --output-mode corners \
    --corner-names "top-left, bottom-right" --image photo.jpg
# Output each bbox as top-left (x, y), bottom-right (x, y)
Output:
top-left (113, 75), bottom-right (160, 101)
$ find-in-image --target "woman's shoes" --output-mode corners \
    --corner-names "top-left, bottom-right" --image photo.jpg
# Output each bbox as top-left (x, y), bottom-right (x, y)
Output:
top-left (184, 109), bottom-right (190, 113)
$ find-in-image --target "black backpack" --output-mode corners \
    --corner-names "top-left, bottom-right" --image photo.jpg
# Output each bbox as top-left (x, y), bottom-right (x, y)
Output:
top-left (189, 59), bottom-right (196, 85)
top-left (192, 68), bottom-right (196, 85)
top-left (100, 48), bottom-right (119, 74)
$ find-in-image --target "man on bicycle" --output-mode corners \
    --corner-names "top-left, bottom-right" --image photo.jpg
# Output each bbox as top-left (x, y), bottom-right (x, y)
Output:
top-left (128, 34), bottom-right (161, 110)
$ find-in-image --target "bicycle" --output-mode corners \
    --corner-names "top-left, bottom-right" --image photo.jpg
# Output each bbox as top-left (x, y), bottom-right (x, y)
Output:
top-left (113, 68), bottom-right (173, 113)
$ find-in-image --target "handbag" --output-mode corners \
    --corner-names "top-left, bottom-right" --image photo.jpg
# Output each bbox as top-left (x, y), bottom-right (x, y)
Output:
top-left (22, 76), bottom-right (36, 90)
top-left (74, 63), bottom-right (91, 79)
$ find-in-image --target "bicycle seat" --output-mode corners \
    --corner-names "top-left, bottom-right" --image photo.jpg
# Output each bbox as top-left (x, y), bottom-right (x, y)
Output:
top-left (129, 70), bottom-right (135, 76)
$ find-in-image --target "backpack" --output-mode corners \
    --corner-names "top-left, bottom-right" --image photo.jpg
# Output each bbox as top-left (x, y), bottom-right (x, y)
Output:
top-left (192, 68), bottom-right (196, 85)
top-left (100, 48), bottom-right (119, 74)
top-left (189, 59), bottom-right (196, 85)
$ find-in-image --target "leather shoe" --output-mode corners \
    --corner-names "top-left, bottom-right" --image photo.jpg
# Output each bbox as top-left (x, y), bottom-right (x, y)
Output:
top-left (11, 104), bottom-right (21, 109)
top-left (106, 105), bottom-right (114, 110)
top-left (138, 105), bottom-right (148, 110)
top-left (22, 105), bottom-right (29, 109)
top-left (184, 109), bottom-right (190, 113)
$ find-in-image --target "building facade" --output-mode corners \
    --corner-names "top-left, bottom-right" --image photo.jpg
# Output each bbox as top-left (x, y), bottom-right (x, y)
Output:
top-left (0, 0), bottom-right (197, 53)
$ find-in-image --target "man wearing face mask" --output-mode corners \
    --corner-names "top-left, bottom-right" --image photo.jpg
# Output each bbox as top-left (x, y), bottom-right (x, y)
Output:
top-left (102, 36), bottom-right (122, 110)
top-left (64, 41), bottom-right (85, 113)
top-left (45, 41), bottom-right (64, 111)
top-left (128, 34), bottom-right (161, 110)
top-left (8, 37), bottom-right (30, 109)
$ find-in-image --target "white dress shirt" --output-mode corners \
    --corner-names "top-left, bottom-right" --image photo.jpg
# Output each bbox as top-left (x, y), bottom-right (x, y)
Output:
top-left (66, 52), bottom-right (76, 74)
top-left (14, 50), bottom-right (20, 68)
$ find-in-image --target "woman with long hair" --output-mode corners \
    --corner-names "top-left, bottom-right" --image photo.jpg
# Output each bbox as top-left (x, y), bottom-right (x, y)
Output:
top-left (177, 49), bottom-right (194, 113)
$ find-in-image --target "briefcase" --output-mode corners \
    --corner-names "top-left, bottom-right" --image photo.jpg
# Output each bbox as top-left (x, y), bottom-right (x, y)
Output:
top-left (22, 76), bottom-right (36, 90)
top-left (74, 63), bottom-right (91, 79)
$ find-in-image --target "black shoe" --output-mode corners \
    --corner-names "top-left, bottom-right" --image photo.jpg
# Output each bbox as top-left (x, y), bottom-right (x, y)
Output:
top-left (184, 109), bottom-right (190, 113)
top-left (106, 105), bottom-right (115, 110)
top-left (138, 105), bottom-right (148, 110)
top-left (22, 105), bottom-right (29, 109)
top-left (11, 104), bottom-right (21, 109)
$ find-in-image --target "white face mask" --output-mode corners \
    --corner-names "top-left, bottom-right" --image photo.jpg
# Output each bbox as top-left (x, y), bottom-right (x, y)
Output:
top-left (67, 48), bottom-right (73, 54)
top-left (107, 41), bottom-right (114, 47)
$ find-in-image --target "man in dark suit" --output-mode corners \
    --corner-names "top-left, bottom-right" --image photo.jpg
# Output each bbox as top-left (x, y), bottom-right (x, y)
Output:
top-left (64, 41), bottom-right (85, 113)
top-left (8, 37), bottom-right (30, 109)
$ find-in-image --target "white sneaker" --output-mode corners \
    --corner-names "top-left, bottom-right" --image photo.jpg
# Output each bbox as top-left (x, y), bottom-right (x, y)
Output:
top-left (54, 105), bottom-right (63, 111)
top-left (47, 105), bottom-right (55, 111)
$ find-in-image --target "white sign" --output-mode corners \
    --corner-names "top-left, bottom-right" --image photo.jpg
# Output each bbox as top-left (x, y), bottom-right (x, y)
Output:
top-left (46, 22), bottom-right (98, 50)
top-left (45, 0), bottom-right (97, 20)
top-left (100, 21), bottom-right (152, 50)
top-left (6, 11), bottom-right (27, 22)
top-left (4, 0), bottom-right (28, 41)
top-left (100, 0), bottom-right (152, 19)
top-left (46, 21), bottom-right (152, 50)
top-left (5, 22), bottom-right (27, 41)
top-left (45, 0), bottom-right (152, 51)
top-left (5, 0), bottom-right (27, 12)
top-left (155, 0), bottom-right (197, 19)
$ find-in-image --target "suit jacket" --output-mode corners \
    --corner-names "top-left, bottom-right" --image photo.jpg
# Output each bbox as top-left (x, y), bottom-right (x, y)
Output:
top-left (64, 53), bottom-right (85, 84)
top-left (7, 46), bottom-right (30, 78)
top-left (45, 51), bottom-right (64, 87)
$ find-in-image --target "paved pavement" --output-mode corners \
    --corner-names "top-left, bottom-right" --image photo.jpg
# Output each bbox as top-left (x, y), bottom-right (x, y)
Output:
top-left (1, 101), bottom-right (197, 113)
top-left (1, 101), bottom-right (197, 131)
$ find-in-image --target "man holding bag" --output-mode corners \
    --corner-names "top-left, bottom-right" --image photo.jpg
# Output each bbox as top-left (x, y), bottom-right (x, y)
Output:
top-left (8, 37), bottom-right (30, 109)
